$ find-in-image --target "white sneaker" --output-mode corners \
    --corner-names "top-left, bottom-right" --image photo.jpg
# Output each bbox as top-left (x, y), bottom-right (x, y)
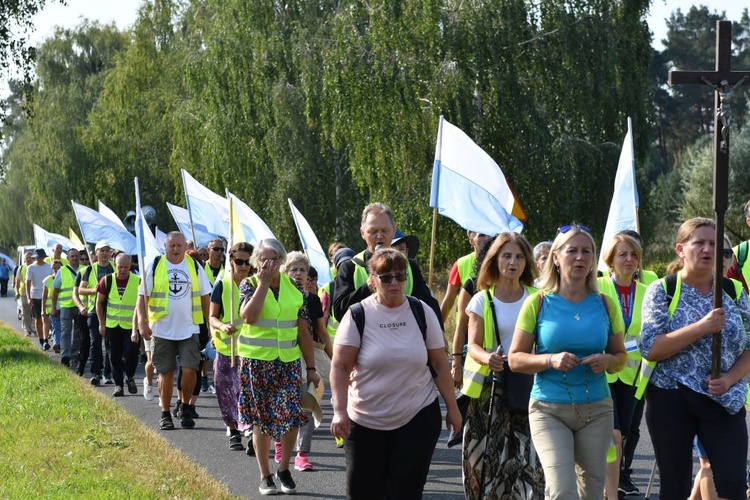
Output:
top-left (143, 377), bottom-right (154, 401)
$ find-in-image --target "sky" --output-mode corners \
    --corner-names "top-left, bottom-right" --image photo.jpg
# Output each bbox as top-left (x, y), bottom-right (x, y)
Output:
top-left (2, 0), bottom-right (747, 97)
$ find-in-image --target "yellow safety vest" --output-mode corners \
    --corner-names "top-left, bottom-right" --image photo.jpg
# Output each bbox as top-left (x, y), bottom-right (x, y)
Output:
top-left (213, 274), bottom-right (242, 357)
top-left (456, 253), bottom-right (476, 287)
top-left (204, 262), bottom-right (224, 286)
top-left (640, 269), bottom-right (659, 286)
top-left (105, 273), bottom-right (140, 329)
top-left (635, 273), bottom-right (743, 399)
top-left (352, 250), bottom-right (414, 295)
top-left (43, 275), bottom-right (54, 314)
top-left (57, 265), bottom-right (79, 308)
top-left (237, 274), bottom-right (302, 362)
top-left (85, 263), bottom-right (113, 310)
top-left (320, 281), bottom-right (339, 340)
top-left (461, 285), bottom-right (536, 398)
top-left (18, 264), bottom-right (27, 294)
top-left (147, 255), bottom-right (203, 325)
top-left (732, 243), bottom-right (750, 292)
top-left (597, 277), bottom-right (646, 386)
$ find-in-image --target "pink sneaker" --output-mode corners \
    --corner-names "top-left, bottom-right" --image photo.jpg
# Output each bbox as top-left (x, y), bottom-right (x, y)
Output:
top-left (274, 441), bottom-right (283, 464)
top-left (294, 452), bottom-right (314, 471)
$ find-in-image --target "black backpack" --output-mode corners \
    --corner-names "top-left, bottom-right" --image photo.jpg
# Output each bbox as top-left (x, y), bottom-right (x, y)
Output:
top-left (350, 296), bottom-right (436, 378)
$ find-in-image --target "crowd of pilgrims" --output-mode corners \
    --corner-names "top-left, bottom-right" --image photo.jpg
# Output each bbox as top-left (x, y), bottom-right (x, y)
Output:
top-left (13, 200), bottom-right (750, 499)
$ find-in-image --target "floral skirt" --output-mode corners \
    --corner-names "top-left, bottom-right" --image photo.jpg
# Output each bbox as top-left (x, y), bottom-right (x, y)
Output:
top-left (463, 380), bottom-right (545, 500)
top-left (238, 357), bottom-right (306, 441)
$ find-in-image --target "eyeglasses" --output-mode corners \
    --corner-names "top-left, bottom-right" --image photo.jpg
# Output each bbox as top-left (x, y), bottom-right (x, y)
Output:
top-left (210, 247), bottom-right (225, 252)
top-left (233, 258), bottom-right (251, 266)
top-left (722, 249), bottom-right (733, 259)
top-left (375, 272), bottom-right (408, 284)
top-left (558, 224), bottom-right (591, 234)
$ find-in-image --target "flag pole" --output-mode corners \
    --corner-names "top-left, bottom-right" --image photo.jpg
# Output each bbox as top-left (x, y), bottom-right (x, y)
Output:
top-left (180, 169), bottom-right (199, 247)
top-left (428, 116), bottom-right (445, 290)
top-left (226, 190), bottom-right (236, 368)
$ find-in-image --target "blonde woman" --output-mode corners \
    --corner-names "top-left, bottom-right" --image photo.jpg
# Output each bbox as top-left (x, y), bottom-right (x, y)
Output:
top-left (509, 224), bottom-right (626, 499)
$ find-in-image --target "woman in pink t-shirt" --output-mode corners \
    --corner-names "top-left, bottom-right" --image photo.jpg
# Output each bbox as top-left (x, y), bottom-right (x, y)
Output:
top-left (330, 248), bottom-right (461, 499)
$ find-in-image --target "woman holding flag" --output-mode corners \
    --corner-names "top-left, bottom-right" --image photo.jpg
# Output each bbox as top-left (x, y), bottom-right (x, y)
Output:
top-left (209, 241), bottom-right (254, 452)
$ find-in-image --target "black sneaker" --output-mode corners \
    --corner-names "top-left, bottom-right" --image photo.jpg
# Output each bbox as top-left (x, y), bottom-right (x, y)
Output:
top-left (126, 378), bottom-right (138, 394)
top-left (90, 376), bottom-right (101, 386)
top-left (61, 356), bottom-right (70, 367)
top-left (229, 433), bottom-right (245, 451)
top-left (113, 386), bottom-right (124, 397)
top-left (275, 469), bottom-right (296, 494)
top-left (178, 404), bottom-right (199, 419)
top-left (172, 400), bottom-right (182, 418)
top-left (159, 416), bottom-right (175, 430)
top-left (618, 475), bottom-right (639, 496)
top-left (53, 344), bottom-right (60, 353)
top-left (180, 413), bottom-right (195, 429)
top-left (259, 475), bottom-right (278, 496)
top-left (43, 341), bottom-right (50, 351)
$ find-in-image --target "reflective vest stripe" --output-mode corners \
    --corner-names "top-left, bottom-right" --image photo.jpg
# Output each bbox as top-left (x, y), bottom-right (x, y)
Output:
top-left (147, 255), bottom-right (203, 325)
top-left (105, 273), bottom-right (140, 329)
top-left (237, 274), bottom-right (303, 362)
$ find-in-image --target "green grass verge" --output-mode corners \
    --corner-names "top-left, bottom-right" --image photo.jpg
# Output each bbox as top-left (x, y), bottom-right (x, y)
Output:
top-left (0, 323), bottom-right (238, 499)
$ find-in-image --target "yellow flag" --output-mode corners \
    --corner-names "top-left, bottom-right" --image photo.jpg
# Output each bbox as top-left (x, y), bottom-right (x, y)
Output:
top-left (69, 228), bottom-right (84, 248)
top-left (229, 196), bottom-right (246, 245)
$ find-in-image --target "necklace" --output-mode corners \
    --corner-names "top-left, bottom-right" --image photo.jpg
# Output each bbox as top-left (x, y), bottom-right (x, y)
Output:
top-left (573, 299), bottom-right (586, 321)
top-left (562, 370), bottom-right (591, 425)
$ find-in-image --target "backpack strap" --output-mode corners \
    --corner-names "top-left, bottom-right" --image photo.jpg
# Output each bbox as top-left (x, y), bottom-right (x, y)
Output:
top-left (485, 289), bottom-right (503, 351)
top-left (106, 274), bottom-right (113, 295)
top-left (739, 241), bottom-right (749, 269)
top-left (722, 276), bottom-right (740, 302)
top-left (406, 295), bottom-right (427, 341)
top-left (352, 302), bottom-right (365, 338)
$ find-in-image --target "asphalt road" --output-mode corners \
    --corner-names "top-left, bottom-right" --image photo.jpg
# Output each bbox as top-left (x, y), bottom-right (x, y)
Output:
top-left (5, 294), bottom-right (746, 499)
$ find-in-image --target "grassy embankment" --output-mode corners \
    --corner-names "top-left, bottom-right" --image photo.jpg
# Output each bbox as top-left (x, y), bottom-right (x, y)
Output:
top-left (0, 323), bottom-right (237, 499)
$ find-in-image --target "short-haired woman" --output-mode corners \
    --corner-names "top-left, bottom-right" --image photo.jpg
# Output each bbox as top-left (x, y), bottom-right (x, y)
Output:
top-left (238, 239), bottom-right (320, 496)
top-left (330, 248), bottom-right (460, 499)
top-left (509, 224), bottom-right (626, 498)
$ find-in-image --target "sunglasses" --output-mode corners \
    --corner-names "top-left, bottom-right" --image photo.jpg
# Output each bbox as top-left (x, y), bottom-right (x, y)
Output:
top-left (375, 272), bottom-right (408, 284)
top-left (558, 224), bottom-right (591, 234)
top-left (722, 249), bottom-right (733, 259)
top-left (210, 246), bottom-right (225, 252)
top-left (233, 258), bottom-right (251, 266)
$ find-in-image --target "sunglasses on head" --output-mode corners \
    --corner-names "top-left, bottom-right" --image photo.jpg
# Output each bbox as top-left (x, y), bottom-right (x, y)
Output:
top-left (210, 246), bottom-right (225, 252)
top-left (722, 248), bottom-right (733, 259)
top-left (375, 272), bottom-right (408, 284)
top-left (233, 258), bottom-right (251, 266)
top-left (558, 224), bottom-right (591, 234)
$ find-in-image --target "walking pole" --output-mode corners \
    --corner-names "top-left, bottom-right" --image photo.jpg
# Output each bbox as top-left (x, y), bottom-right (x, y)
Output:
top-left (478, 346), bottom-right (502, 500)
top-left (645, 460), bottom-right (657, 498)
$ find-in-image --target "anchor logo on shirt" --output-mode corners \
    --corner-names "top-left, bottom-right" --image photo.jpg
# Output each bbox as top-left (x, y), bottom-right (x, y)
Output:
top-left (170, 272), bottom-right (184, 295)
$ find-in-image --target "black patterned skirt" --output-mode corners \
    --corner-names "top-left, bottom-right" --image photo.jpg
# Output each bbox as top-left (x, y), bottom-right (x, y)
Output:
top-left (462, 380), bottom-right (545, 500)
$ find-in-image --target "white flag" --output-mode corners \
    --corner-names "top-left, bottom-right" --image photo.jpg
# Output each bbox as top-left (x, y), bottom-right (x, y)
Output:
top-left (288, 199), bottom-right (332, 286)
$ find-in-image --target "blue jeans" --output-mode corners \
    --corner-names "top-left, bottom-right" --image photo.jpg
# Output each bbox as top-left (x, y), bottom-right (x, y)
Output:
top-left (87, 314), bottom-right (111, 377)
top-left (50, 313), bottom-right (61, 346)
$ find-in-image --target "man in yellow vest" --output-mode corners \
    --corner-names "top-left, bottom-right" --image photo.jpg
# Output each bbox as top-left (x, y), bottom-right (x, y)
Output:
top-left (96, 253), bottom-right (141, 398)
top-left (15, 251), bottom-right (35, 337)
top-left (205, 238), bottom-right (226, 285)
top-left (332, 202), bottom-right (441, 325)
top-left (75, 241), bottom-right (114, 386)
top-left (51, 248), bottom-right (82, 369)
top-left (439, 231), bottom-right (490, 323)
top-left (45, 243), bottom-right (68, 267)
top-left (136, 231), bottom-right (212, 430)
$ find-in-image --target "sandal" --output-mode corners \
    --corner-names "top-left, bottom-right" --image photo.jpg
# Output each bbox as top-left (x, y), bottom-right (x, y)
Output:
top-left (160, 416), bottom-right (175, 430)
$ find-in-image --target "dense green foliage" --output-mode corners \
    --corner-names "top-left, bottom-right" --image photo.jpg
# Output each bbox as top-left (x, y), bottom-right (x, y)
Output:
top-left (1, 1), bottom-right (749, 270)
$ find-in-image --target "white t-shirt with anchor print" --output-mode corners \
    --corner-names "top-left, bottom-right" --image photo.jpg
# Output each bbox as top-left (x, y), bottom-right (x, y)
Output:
top-left (141, 257), bottom-right (212, 340)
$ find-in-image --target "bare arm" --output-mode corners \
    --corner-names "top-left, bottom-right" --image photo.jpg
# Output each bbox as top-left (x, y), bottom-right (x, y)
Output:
top-left (314, 316), bottom-right (333, 358)
top-left (330, 344), bottom-right (358, 438)
top-left (136, 294), bottom-right (151, 339)
top-left (73, 286), bottom-right (87, 315)
top-left (708, 350), bottom-right (750, 396)
top-left (467, 311), bottom-right (504, 372)
top-left (439, 283), bottom-right (460, 323)
top-left (450, 289), bottom-right (471, 388)
top-left (508, 328), bottom-right (551, 374)
top-left (209, 300), bottom-right (237, 334)
top-left (96, 292), bottom-right (107, 337)
top-left (427, 347), bottom-right (461, 434)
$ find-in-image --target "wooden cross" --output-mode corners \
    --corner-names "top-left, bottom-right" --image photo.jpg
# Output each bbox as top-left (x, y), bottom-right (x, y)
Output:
top-left (669, 20), bottom-right (750, 378)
